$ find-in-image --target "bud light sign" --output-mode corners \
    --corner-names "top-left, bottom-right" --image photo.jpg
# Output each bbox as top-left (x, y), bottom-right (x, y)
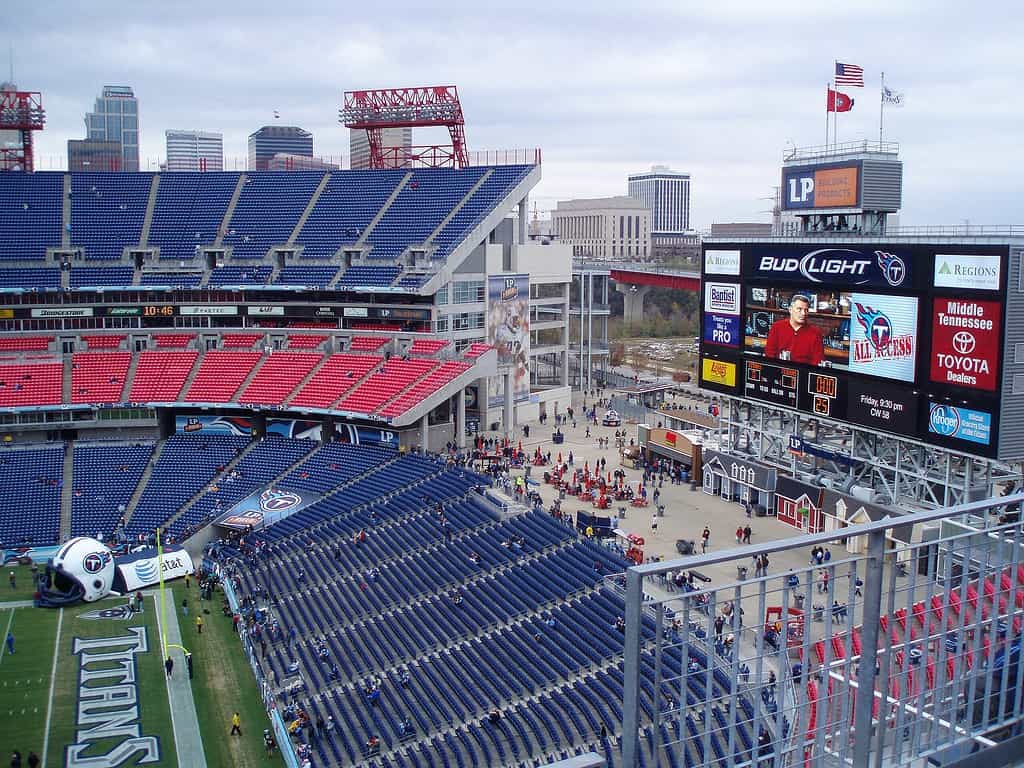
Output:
top-left (928, 404), bottom-right (992, 446)
top-left (745, 246), bottom-right (912, 288)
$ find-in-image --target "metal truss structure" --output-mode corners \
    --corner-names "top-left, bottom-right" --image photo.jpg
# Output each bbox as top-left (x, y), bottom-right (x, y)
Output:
top-left (340, 85), bottom-right (468, 169)
top-left (713, 394), bottom-right (1021, 510)
top-left (0, 89), bottom-right (45, 172)
top-left (621, 494), bottom-right (1024, 768)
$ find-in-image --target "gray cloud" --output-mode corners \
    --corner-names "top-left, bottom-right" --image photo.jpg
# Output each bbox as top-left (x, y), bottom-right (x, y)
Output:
top-left (8, 0), bottom-right (1023, 227)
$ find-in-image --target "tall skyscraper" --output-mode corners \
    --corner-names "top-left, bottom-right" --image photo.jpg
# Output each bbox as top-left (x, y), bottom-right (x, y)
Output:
top-left (83, 85), bottom-right (139, 171)
top-left (165, 130), bottom-right (224, 171)
top-left (349, 127), bottom-right (413, 169)
top-left (247, 126), bottom-right (313, 170)
top-left (628, 165), bottom-right (691, 235)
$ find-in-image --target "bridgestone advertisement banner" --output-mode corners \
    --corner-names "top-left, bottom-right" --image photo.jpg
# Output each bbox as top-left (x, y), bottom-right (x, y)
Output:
top-left (115, 546), bottom-right (195, 592)
top-left (929, 298), bottom-right (1001, 391)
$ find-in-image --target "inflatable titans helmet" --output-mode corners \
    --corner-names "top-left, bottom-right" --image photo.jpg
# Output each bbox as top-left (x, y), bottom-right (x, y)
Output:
top-left (40, 536), bottom-right (116, 606)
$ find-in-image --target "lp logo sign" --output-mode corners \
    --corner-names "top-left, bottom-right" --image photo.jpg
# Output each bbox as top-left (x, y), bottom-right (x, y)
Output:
top-left (788, 176), bottom-right (814, 203)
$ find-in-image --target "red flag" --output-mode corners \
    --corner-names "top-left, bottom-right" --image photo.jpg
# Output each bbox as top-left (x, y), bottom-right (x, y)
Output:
top-left (827, 88), bottom-right (854, 112)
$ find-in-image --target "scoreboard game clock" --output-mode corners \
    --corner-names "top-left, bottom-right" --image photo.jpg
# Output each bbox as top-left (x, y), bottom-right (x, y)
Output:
top-left (143, 305), bottom-right (174, 317)
top-left (744, 361), bottom-right (798, 409)
top-left (804, 371), bottom-right (841, 418)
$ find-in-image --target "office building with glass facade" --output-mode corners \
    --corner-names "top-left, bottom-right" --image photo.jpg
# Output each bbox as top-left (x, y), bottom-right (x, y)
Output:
top-left (83, 85), bottom-right (139, 171)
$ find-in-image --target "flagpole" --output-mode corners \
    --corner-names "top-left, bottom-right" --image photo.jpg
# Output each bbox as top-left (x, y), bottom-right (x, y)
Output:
top-left (832, 60), bottom-right (838, 150)
top-left (879, 71), bottom-right (885, 145)
top-left (825, 83), bottom-right (830, 148)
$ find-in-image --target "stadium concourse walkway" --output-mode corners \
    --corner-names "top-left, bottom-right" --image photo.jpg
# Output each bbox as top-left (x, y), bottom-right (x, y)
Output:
top-left (148, 589), bottom-right (208, 768)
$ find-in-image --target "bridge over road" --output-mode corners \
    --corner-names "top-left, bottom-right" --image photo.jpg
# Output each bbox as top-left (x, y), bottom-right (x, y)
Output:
top-left (575, 260), bottom-right (701, 325)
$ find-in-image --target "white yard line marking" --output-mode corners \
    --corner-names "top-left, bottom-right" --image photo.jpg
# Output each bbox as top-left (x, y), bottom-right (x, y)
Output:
top-left (0, 607), bottom-right (15, 664)
top-left (41, 607), bottom-right (63, 768)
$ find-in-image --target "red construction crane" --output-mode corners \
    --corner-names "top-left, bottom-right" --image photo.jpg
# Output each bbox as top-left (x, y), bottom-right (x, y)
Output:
top-left (0, 88), bottom-right (45, 172)
top-left (340, 85), bottom-right (468, 169)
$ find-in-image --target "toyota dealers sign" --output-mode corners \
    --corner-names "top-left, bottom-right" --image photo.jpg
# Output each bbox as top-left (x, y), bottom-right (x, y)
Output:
top-left (930, 298), bottom-right (1001, 391)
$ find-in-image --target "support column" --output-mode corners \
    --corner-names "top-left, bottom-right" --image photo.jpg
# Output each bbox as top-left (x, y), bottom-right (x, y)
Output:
top-left (518, 196), bottom-right (528, 245)
top-left (457, 388), bottom-right (467, 450)
top-left (503, 372), bottom-right (513, 437)
top-left (420, 414), bottom-right (429, 452)
top-left (561, 350), bottom-right (569, 387)
top-left (615, 282), bottom-right (652, 328)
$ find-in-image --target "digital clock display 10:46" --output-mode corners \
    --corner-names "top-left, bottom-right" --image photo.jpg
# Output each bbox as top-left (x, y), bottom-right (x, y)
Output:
top-left (143, 305), bottom-right (175, 317)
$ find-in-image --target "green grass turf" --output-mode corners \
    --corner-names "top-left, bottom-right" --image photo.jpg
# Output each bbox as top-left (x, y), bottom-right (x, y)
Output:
top-left (2, 564), bottom-right (42, 602)
top-left (169, 582), bottom-right (279, 767)
top-left (0, 579), bottom-right (284, 767)
top-left (48, 595), bottom-right (178, 767)
top-left (0, 605), bottom-right (59, 760)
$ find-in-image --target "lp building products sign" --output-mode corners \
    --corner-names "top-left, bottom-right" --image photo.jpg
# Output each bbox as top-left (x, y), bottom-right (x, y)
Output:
top-left (930, 299), bottom-right (1001, 391)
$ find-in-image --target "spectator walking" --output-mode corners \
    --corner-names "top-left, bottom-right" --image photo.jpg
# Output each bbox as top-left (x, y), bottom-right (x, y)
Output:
top-left (743, 525), bottom-right (752, 544)
top-left (196, 615), bottom-right (204, 634)
top-left (230, 712), bottom-right (242, 736)
top-left (5, 631), bottom-right (13, 655)
top-left (181, 598), bottom-right (188, 617)
top-left (651, 514), bottom-right (658, 532)
top-left (26, 752), bottom-right (38, 768)
top-left (701, 526), bottom-right (711, 554)
top-left (8, 570), bottom-right (14, 589)
top-left (164, 656), bottom-right (174, 678)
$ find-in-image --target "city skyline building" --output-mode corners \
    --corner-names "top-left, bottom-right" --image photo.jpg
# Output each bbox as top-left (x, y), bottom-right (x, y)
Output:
top-left (67, 139), bottom-right (123, 171)
top-left (628, 164), bottom-right (691, 233)
top-left (349, 127), bottom-right (412, 169)
top-left (83, 85), bottom-right (139, 171)
top-left (551, 196), bottom-right (650, 261)
top-left (247, 125), bottom-right (313, 170)
top-left (165, 129), bottom-right (223, 171)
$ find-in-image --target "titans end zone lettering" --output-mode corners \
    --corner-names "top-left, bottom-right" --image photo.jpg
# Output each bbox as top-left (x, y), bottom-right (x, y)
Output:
top-left (67, 626), bottom-right (160, 767)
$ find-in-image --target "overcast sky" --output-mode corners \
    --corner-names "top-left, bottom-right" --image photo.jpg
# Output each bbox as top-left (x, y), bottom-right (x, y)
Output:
top-left (8, 1), bottom-right (1022, 228)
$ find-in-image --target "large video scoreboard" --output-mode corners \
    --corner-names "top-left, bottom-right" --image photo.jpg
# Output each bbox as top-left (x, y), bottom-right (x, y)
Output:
top-left (699, 242), bottom-right (1010, 458)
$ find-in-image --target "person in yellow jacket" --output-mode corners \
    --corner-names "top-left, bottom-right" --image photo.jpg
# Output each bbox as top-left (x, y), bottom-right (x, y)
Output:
top-left (230, 711), bottom-right (241, 735)
top-left (196, 615), bottom-right (204, 634)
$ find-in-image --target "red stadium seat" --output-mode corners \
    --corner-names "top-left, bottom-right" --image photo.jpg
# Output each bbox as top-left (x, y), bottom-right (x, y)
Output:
top-left (238, 352), bottom-right (322, 406)
top-left (289, 354), bottom-right (381, 409)
top-left (128, 351), bottom-right (198, 402)
top-left (71, 352), bottom-right (131, 404)
top-left (186, 351), bottom-right (262, 402)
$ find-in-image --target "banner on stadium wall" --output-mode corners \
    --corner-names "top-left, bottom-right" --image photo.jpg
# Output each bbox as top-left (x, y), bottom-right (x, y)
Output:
top-left (487, 274), bottom-right (530, 408)
top-left (213, 486), bottom-right (322, 532)
top-left (113, 545), bottom-right (195, 593)
top-left (266, 419), bottom-right (323, 440)
top-left (176, 416), bottom-right (253, 436)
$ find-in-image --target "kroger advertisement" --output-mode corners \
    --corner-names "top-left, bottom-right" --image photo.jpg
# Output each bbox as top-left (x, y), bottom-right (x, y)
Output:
top-left (744, 287), bottom-right (918, 383)
top-left (928, 404), bottom-right (993, 448)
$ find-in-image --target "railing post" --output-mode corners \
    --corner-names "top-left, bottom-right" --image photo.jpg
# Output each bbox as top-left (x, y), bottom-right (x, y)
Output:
top-left (622, 567), bottom-right (644, 768)
top-left (852, 528), bottom-right (887, 765)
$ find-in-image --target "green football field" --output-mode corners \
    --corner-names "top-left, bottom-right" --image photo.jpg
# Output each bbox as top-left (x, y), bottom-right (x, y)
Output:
top-left (0, 565), bottom-right (280, 767)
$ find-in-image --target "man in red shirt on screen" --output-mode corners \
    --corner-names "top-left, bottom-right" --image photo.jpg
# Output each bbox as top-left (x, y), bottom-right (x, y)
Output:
top-left (764, 294), bottom-right (825, 366)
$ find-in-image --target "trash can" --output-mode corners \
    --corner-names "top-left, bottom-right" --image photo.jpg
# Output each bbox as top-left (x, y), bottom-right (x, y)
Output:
top-left (794, 594), bottom-right (805, 609)
top-left (737, 566), bottom-right (748, 581)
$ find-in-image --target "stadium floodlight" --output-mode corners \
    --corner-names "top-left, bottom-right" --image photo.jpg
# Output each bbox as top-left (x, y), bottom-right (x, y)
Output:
top-left (340, 85), bottom-right (469, 169)
top-left (0, 88), bottom-right (45, 172)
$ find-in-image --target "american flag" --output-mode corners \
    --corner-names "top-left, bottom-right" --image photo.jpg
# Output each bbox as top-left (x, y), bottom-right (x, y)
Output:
top-left (835, 62), bottom-right (864, 87)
